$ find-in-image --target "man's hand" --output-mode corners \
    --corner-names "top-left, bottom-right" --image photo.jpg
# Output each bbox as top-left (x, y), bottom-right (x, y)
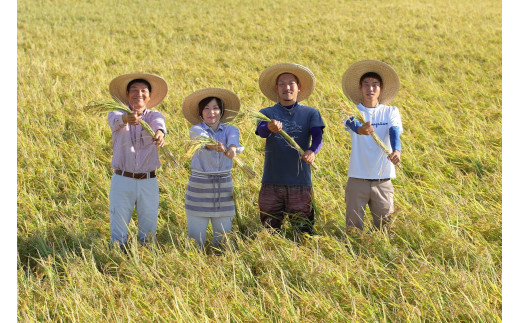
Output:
top-left (301, 150), bottom-right (315, 165)
top-left (268, 120), bottom-right (283, 133)
top-left (123, 111), bottom-right (142, 125)
top-left (388, 150), bottom-right (401, 165)
top-left (153, 130), bottom-right (165, 147)
top-left (357, 121), bottom-right (374, 135)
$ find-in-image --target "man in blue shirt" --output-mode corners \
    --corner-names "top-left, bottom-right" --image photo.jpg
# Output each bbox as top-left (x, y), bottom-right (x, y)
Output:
top-left (255, 63), bottom-right (325, 235)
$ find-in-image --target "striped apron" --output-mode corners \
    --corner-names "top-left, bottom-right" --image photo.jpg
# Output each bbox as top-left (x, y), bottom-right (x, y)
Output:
top-left (185, 171), bottom-right (236, 218)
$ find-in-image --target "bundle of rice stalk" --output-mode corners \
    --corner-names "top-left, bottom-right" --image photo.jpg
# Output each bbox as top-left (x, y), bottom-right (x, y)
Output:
top-left (340, 96), bottom-right (392, 156)
top-left (86, 100), bottom-right (179, 167)
top-left (253, 111), bottom-right (319, 170)
top-left (186, 134), bottom-right (256, 178)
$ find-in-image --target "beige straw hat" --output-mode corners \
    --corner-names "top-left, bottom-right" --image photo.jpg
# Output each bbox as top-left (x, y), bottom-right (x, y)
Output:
top-left (258, 63), bottom-right (316, 102)
top-left (109, 73), bottom-right (168, 109)
top-left (182, 88), bottom-right (241, 125)
top-left (342, 60), bottom-right (400, 105)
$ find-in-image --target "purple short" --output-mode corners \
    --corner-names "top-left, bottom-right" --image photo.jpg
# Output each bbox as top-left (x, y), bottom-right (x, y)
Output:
top-left (258, 184), bottom-right (314, 234)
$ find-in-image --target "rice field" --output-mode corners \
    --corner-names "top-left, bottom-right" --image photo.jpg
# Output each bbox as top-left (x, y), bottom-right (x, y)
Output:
top-left (16, 0), bottom-right (504, 321)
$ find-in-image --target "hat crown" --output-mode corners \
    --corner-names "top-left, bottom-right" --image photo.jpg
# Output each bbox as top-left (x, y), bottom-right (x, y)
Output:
top-left (109, 73), bottom-right (168, 109)
top-left (182, 88), bottom-right (241, 125)
top-left (342, 60), bottom-right (400, 105)
top-left (259, 63), bottom-right (316, 102)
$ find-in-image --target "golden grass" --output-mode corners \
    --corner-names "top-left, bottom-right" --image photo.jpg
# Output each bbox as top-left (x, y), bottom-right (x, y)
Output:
top-left (17, 0), bottom-right (502, 321)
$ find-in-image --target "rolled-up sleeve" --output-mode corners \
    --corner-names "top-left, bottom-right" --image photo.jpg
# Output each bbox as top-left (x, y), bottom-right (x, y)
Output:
top-left (147, 111), bottom-right (166, 135)
top-left (108, 111), bottom-right (126, 132)
top-left (226, 126), bottom-right (244, 153)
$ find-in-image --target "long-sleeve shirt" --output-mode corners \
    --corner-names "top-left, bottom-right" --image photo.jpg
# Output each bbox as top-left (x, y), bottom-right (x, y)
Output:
top-left (108, 109), bottom-right (166, 173)
top-left (189, 122), bottom-right (244, 173)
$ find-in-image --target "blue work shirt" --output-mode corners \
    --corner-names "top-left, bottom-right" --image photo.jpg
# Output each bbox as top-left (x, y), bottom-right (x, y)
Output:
top-left (255, 102), bottom-right (325, 186)
top-left (189, 122), bottom-right (244, 173)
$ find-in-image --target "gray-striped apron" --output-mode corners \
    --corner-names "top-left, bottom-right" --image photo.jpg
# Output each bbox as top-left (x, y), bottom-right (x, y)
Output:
top-left (185, 170), bottom-right (235, 217)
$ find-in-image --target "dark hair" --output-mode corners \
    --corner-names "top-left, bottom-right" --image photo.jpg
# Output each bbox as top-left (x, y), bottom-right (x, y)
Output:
top-left (198, 97), bottom-right (224, 117)
top-left (359, 72), bottom-right (383, 86)
top-left (276, 73), bottom-right (300, 85)
top-left (126, 79), bottom-right (152, 92)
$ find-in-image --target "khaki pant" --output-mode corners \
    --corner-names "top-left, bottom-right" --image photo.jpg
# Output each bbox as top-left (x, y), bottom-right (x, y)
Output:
top-left (345, 177), bottom-right (394, 230)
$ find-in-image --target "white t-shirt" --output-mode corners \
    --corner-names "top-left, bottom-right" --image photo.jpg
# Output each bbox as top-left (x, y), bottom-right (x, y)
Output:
top-left (344, 103), bottom-right (403, 179)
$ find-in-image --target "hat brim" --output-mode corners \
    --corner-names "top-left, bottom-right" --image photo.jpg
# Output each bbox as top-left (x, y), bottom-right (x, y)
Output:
top-left (109, 73), bottom-right (168, 109)
top-left (182, 88), bottom-right (241, 125)
top-left (259, 63), bottom-right (316, 102)
top-left (342, 60), bottom-right (400, 105)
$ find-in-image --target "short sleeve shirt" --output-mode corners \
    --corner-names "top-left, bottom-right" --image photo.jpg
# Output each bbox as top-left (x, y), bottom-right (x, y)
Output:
top-left (345, 103), bottom-right (403, 179)
top-left (258, 103), bottom-right (325, 186)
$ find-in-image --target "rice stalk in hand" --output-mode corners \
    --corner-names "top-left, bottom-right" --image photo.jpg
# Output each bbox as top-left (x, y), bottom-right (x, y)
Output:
top-left (186, 135), bottom-right (256, 178)
top-left (86, 100), bottom-right (179, 167)
top-left (253, 111), bottom-right (319, 170)
top-left (340, 96), bottom-right (392, 156)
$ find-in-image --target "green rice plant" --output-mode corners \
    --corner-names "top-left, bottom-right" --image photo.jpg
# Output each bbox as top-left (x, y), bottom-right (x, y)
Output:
top-left (86, 100), bottom-right (179, 167)
top-left (185, 134), bottom-right (256, 178)
top-left (253, 111), bottom-right (319, 170)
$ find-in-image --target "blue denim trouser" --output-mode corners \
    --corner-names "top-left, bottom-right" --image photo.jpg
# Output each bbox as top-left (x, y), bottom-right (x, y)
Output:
top-left (109, 173), bottom-right (159, 244)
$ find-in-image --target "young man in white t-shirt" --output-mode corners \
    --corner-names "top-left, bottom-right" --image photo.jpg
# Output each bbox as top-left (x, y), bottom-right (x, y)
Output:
top-left (341, 60), bottom-right (403, 231)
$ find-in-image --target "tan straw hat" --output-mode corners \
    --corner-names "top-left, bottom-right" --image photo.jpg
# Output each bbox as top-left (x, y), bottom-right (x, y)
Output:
top-left (182, 88), bottom-right (241, 125)
top-left (109, 73), bottom-right (168, 109)
top-left (259, 63), bottom-right (316, 102)
top-left (342, 60), bottom-right (400, 105)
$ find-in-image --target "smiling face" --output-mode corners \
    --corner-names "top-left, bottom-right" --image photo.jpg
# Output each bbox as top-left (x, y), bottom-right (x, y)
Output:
top-left (275, 73), bottom-right (300, 105)
top-left (201, 98), bottom-right (222, 128)
top-left (359, 76), bottom-right (382, 107)
top-left (126, 81), bottom-right (151, 110)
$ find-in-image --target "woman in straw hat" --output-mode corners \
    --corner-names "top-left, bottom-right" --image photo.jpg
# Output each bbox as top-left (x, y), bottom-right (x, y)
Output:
top-left (342, 60), bottom-right (403, 232)
top-left (182, 88), bottom-right (243, 248)
top-left (255, 63), bottom-right (325, 235)
top-left (107, 73), bottom-right (168, 250)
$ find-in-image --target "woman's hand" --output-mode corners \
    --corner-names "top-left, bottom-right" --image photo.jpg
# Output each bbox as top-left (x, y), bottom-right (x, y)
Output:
top-left (224, 145), bottom-right (237, 160)
top-left (206, 141), bottom-right (226, 152)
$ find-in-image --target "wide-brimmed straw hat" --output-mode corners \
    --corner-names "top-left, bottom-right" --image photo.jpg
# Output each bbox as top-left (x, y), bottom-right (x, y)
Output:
top-left (182, 88), bottom-right (241, 125)
top-left (342, 60), bottom-right (400, 105)
top-left (109, 73), bottom-right (168, 109)
top-left (259, 63), bottom-right (316, 102)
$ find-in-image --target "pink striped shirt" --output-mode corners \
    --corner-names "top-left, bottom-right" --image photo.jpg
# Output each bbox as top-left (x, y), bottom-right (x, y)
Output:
top-left (108, 109), bottom-right (166, 173)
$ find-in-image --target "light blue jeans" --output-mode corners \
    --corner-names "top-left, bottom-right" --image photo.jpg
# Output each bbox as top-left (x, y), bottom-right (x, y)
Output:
top-left (109, 173), bottom-right (159, 245)
top-left (187, 215), bottom-right (233, 247)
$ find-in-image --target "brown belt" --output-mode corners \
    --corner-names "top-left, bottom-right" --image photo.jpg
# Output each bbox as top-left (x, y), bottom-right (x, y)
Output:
top-left (115, 169), bottom-right (156, 179)
top-left (352, 177), bottom-right (390, 182)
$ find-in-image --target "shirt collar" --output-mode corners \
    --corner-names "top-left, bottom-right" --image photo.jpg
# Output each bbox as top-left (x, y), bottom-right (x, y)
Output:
top-left (359, 102), bottom-right (381, 109)
top-left (200, 121), bottom-right (224, 132)
top-left (276, 101), bottom-right (300, 109)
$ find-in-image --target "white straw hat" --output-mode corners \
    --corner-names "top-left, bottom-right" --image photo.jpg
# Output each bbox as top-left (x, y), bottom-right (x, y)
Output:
top-left (182, 88), bottom-right (241, 125)
top-left (259, 63), bottom-right (316, 102)
top-left (342, 60), bottom-right (400, 105)
top-left (109, 73), bottom-right (168, 109)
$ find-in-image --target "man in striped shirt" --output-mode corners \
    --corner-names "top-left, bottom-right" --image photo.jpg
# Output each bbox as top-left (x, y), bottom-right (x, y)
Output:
top-left (107, 73), bottom-right (168, 250)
